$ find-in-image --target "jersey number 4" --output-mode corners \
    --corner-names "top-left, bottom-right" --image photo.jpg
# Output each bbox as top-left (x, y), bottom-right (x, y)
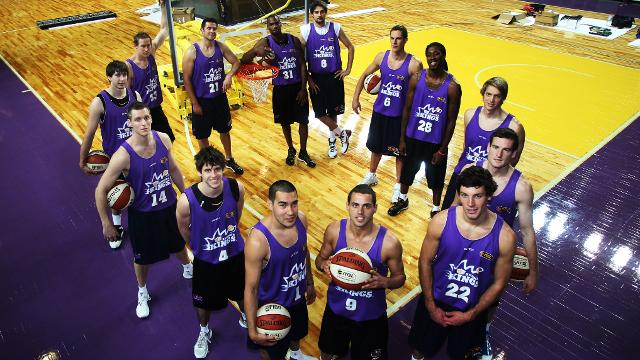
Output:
top-left (151, 190), bottom-right (167, 207)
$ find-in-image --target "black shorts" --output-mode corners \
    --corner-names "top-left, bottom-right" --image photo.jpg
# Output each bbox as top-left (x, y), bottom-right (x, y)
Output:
top-left (442, 172), bottom-right (459, 209)
top-left (399, 138), bottom-right (447, 189)
top-left (272, 83), bottom-right (309, 125)
top-left (247, 300), bottom-right (309, 360)
top-left (408, 295), bottom-right (487, 360)
top-left (318, 305), bottom-right (388, 360)
top-left (149, 105), bottom-right (175, 142)
top-left (309, 73), bottom-right (345, 117)
top-left (366, 111), bottom-right (401, 156)
top-left (192, 95), bottom-right (232, 139)
top-left (128, 203), bottom-right (186, 265)
top-left (192, 254), bottom-right (245, 311)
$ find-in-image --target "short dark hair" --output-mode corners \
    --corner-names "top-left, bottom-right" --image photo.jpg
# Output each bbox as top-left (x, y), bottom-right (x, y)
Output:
top-left (481, 77), bottom-right (508, 101)
top-left (426, 42), bottom-right (448, 71)
top-left (266, 14), bottom-right (280, 23)
top-left (390, 25), bottom-right (408, 39)
top-left (105, 60), bottom-right (128, 77)
top-left (268, 180), bottom-right (297, 202)
top-left (490, 128), bottom-right (519, 152)
top-left (127, 101), bottom-right (149, 118)
top-left (194, 146), bottom-right (226, 172)
top-left (133, 32), bottom-right (151, 46)
top-left (457, 166), bottom-right (498, 196)
top-left (201, 17), bottom-right (218, 29)
top-left (310, 1), bottom-right (328, 13)
top-left (347, 184), bottom-right (377, 205)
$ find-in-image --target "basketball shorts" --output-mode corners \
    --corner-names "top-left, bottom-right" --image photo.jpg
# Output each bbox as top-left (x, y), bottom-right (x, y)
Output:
top-left (318, 305), bottom-right (388, 360)
top-left (408, 295), bottom-right (487, 359)
top-left (399, 137), bottom-right (447, 189)
top-left (309, 73), bottom-right (345, 117)
top-left (272, 83), bottom-right (310, 125)
top-left (366, 111), bottom-right (401, 156)
top-left (192, 254), bottom-right (245, 311)
top-left (128, 203), bottom-right (186, 265)
top-left (149, 105), bottom-right (175, 142)
top-left (247, 299), bottom-right (309, 360)
top-left (192, 95), bottom-right (232, 139)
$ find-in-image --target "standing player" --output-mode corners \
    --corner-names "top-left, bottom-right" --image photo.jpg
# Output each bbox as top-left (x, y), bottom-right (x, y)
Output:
top-left (408, 166), bottom-right (516, 360)
top-left (95, 102), bottom-right (193, 319)
top-left (441, 77), bottom-right (525, 210)
top-left (183, 18), bottom-right (244, 175)
top-left (176, 146), bottom-right (247, 359)
top-left (315, 184), bottom-right (406, 360)
top-left (387, 43), bottom-right (462, 217)
top-left (126, 0), bottom-right (176, 142)
top-left (240, 15), bottom-right (315, 167)
top-left (300, 0), bottom-right (355, 159)
top-left (244, 180), bottom-right (317, 360)
top-left (79, 60), bottom-right (141, 249)
top-left (352, 25), bottom-right (422, 202)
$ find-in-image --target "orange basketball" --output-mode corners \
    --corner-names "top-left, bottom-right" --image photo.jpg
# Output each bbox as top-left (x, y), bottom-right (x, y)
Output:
top-left (329, 247), bottom-right (373, 290)
top-left (256, 303), bottom-right (291, 340)
top-left (107, 180), bottom-right (135, 211)
top-left (364, 73), bottom-right (381, 95)
top-left (86, 150), bottom-right (110, 173)
top-left (511, 247), bottom-right (530, 281)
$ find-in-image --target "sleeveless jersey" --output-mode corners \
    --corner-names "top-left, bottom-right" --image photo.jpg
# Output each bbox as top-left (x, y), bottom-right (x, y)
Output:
top-left (99, 89), bottom-right (135, 156)
top-left (306, 22), bottom-right (341, 74)
top-left (122, 131), bottom-right (177, 212)
top-left (484, 162), bottom-right (522, 228)
top-left (185, 178), bottom-right (244, 264)
top-left (328, 219), bottom-right (389, 321)
top-left (432, 207), bottom-right (503, 311)
top-left (191, 42), bottom-right (225, 99)
top-left (372, 50), bottom-right (412, 117)
top-left (127, 55), bottom-right (163, 108)
top-left (267, 34), bottom-right (301, 86)
top-left (405, 71), bottom-right (453, 144)
top-left (254, 218), bottom-right (308, 307)
top-left (452, 107), bottom-right (514, 174)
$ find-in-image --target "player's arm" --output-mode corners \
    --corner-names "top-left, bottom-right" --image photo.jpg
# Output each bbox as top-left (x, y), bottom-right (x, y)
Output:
top-left (236, 181), bottom-right (245, 222)
top-left (79, 97), bottom-right (104, 175)
top-left (363, 231), bottom-right (406, 290)
top-left (181, 46), bottom-right (201, 114)
top-left (516, 177), bottom-right (538, 294)
top-left (125, 61), bottom-right (134, 88)
top-left (398, 71), bottom-right (419, 156)
top-left (151, 0), bottom-right (168, 55)
top-left (315, 221), bottom-right (339, 275)
top-left (176, 193), bottom-right (191, 244)
top-left (336, 27), bottom-right (355, 80)
top-left (352, 51), bottom-right (383, 114)
top-left (432, 79), bottom-right (462, 165)
top-left (240, 38), bottom-right (269, 64)
top-left (293, 37), bottom-right (309, 105)
top-left (298, 212), bottom-right (316, 304)
top-left (419, 210), bottom-right (448, 326)
top-left (220, 42), bottom-right (241, 91)
top-left (95, 148), bottom-right (130, 241)
top-left (408, 57), bottom-right (423, 76)
top-left (161, 132), bottom-right (185, 193)
top-left (510, 118), bottom-right (526, 166)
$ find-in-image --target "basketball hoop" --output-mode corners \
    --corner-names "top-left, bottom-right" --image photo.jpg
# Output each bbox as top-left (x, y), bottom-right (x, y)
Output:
top-left (237, 64), bottom-right (279, 104)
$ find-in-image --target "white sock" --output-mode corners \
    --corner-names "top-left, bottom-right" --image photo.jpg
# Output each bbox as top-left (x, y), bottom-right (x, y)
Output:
top-left (183, 263), bottom-right (192, 269)
top-left (486, 321), bottom-right (491, 331)
top-left (138, 285), bottom-right (147, 294)
top-left (333, 126), bottom-right (343, 136)
top-left (394, 182), bottom-right (401, 189)
top-left (399, 193), bottom-right (408, 201)
top-left (200, 325), bottom-right (209, 333)
top-left (112, 213), bottom-right (121, 226)
top-left (411, 355), bottom-right (424, 360)
top-left (432, 205), bottom-right (441, 211)
top-left (328, 130), bottom-right (336, 140)
top-left (289, 349), bottom-right (301, 357)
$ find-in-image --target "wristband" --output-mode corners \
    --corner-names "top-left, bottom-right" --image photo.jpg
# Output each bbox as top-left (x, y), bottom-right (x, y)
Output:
top-left (436, 149), bottom-right (447, 156)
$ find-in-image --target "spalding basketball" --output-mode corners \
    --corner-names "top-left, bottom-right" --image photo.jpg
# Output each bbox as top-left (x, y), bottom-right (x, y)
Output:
top-left (256, 303), bottom-right (291, 340)
top-left (364, 73), bottom-right (381, 95)
top-left (86, 150), bottom-right (110, 173)
top-left (107, 180), bottom-right (135, 211)
top-left (511, 247), bottom-right (530, 281)
top-left (329, 247), bottom-right (373, 290)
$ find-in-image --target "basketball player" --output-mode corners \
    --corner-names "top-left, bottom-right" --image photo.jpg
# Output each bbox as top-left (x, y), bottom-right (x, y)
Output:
top-left (300, 0), bottom-right (355, 159)
top-left (244, 180), bottom-right (317, 360)
top-left (352, 25), bottom-right (422, 203)
top-left (183, 17), bottom-right (244, 175)
top-left (408, 166), bottom-right (516, 360)
top-left (126, 0), bottom-right (176, 142)
top-left (240, 15), bottom-right (315, 168)
top-left (441, 77), bottom-right (525, 210)
top-left (176, 146), bottom-right (247, 359)
top-left (387, 43), bottom-right (462, 217)
top-left (315, 184), bottom-right (406, 360)
top-left (79, 60), bottom-right (142, 249)
top-left (95, 101), bottom-right (192, 319)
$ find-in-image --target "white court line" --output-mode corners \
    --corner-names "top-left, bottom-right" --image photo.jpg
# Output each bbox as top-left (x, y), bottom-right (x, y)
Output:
top-left (526, 138), bottom-right (579, 159)
top-left (331, 7), bottom-right (386, 19)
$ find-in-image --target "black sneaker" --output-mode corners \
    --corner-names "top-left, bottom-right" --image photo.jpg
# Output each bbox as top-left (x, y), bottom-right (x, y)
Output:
top-left (110, 225), bottom-right (125, 249)
top-left (286, 148), bottom-right (297, 166)
top-left (297, 151), bottom-right (316, 168)
top-left (388, 198), bottom-right (409, 216)
top-left (225, 158), bottom-right (244, 175)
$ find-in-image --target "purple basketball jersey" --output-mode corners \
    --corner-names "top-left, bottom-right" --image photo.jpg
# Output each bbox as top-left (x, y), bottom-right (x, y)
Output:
top-left (191, 42), bottom-right (225, 99)
top-left (267, 34), bottom-right (301, 86)
top-left (306, 22), bottom-right (342, 74)
top-left (405, 70), bottom-right (453, 144)
top-left (98, 89), bottom-right (135, 156)
top-left (372, 51), bottom-right (412, 117)
top-left (486, 163), bottom-right (521, 228)
top-left (127, 55), bottom-right (163, 108)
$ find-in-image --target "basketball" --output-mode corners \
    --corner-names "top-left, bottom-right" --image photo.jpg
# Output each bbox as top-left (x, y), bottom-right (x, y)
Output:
top-left (364, 73), bottom-right (381, 95)
top-left (511, 247), bottom-right (530, 280)
top-left (107, 180), bottom-right (135, 211)
top-left (329, 247), bottom-right (373, 290)
top-left (256, 303), bottom-right (291, 340)
top-left (85, 150), bottom-right (110, 173)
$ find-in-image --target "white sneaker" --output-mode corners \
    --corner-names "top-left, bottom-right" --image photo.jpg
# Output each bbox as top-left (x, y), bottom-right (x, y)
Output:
top-left (109, 226), bottom-right (125, 249)
top-left (391, 183), bottom-right (401, 203)
top-left (194, 330), bottom-right (212, 359)
top-left (339, 129), bottom-right (352, 154)
top-left (359, 172), bottom-right (378, 186)
top-left (238, 312), bottom-right (247, 328)
top-left (327, 139), bottom-right (338, 158)
top-left (136, 291), bottom-right (150, 319)
top-left (183, 263), bottom-right (193, 279)
top-left (288, 349), bottom-right (317, 360)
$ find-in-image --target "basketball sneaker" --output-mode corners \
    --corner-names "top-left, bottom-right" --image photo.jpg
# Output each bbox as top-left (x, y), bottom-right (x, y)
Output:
top-left (328, 139), bottom-right (338, 158)
top-left (109, 226), bottom-right (125, 249)
top-left (388, 198), bottom-right (409, 216)
top-left (480, 334), bottom-right (493, 360)
top-left (183, 262), bottom-right (193, 279)
top-left (286, 148), bottom-right (297, 166)
top-left (288, 348), bottom-right (317, 360)
top-left (391, 183), bottom-right (401, 203)
top-left (339, 129), bottom-right (352, 154)
top-left (194, 329), bottom-right (212, 359)
top-left (297, 151), bottom-right (316, 168)
top-left (359, 172), bottom-right (378, 186)
top-left (238, 312), bottom-right (247, 328)
top-left (136, 290), bottom-right (150, 319)
top-left (225, 158), bottom-right (244, 175)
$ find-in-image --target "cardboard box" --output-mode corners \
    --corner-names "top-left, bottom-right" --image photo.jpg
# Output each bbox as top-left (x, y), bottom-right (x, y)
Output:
top-left (496, 12), bottom-right (527, 25)
top-left (173, 7), bottom-right (195, 24)
top-left (537, 11), bottom-right (559, 26)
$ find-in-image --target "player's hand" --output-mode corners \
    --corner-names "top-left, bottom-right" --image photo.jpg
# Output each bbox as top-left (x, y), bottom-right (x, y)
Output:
top-left (398, 138), bottom-right (407, 156)
top-left (426, 302), bottom-right (447, 327)
top-left (352, 98), bottom-right (361, 114)
top-left (192, 102), bottom-right (203, 116)
top-left (102, 223), bottom-right (119, 242)
top-left (296, 88), bottom-right (308, 106)
top-left (431, 149), bottom-right (446, 165)
top-left (79, 161), bottom-right (97, 175)
top-left (444, 311), bottom-right (473, 326)
top-left (523, 271), bottom-right (538, 294)
top-left (307, 78), bottom-right (319, 94)
top-left (222, 75), bottom-right (232, 92)
top-left (306, 283), bottom-right (316, 305)
top-left (320, 258), bottom-right (332, 276)
top-left (249, 331), bottom-right (278, 346)
top-left (335, 68), bottom-right (350, 80)
top-left (361, 269), bottom-right (388, 289)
